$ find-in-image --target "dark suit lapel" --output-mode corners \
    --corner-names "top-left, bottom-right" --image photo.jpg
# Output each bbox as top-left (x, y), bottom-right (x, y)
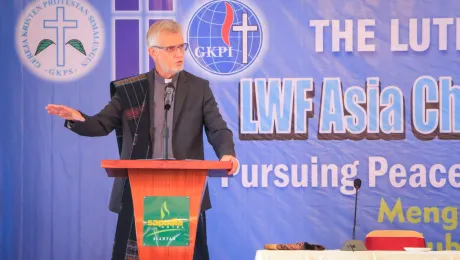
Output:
top-left (173, 70), bottom-right (189, 133)
top-left (147, 69), bottom-right (155, 141)
top-left (120, 74), bottom-right (152, 159)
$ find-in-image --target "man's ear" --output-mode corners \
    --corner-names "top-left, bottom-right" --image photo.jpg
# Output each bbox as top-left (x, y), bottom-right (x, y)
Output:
top-left (148, 47), bottom-right (156, 58)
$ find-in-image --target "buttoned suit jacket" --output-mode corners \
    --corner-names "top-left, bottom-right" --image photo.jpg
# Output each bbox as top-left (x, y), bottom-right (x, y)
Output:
top-left (65, 69), bottom-right (236, 213)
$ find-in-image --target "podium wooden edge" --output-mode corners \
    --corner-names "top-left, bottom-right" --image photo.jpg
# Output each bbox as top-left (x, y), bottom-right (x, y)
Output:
top-left (101, 159), bottom-right (233, 177)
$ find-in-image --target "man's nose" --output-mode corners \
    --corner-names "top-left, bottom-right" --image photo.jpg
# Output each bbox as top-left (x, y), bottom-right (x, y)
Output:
top-left (174, 48), bottom-right (184, 58)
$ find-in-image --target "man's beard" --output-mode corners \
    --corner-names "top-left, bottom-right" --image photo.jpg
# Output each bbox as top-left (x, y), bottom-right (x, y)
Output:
top-left (159, 61), bottom-right (183, 76)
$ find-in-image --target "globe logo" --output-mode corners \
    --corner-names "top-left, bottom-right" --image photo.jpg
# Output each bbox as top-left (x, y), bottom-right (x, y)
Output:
top-left (187, 0), bottom-right (263, 75)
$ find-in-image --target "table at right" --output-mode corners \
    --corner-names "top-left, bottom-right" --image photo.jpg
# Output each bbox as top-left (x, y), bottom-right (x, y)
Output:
top-left (254, 250), bottom-right (460, 260)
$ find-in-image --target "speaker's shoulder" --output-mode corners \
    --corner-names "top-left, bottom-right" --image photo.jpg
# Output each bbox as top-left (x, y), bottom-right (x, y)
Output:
top-left (181, 70), bottom-right (208, 85)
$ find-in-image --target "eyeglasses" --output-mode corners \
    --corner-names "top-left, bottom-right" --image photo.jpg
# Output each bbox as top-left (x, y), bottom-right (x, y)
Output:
top-left (152, 43), bottom-right (189, 53)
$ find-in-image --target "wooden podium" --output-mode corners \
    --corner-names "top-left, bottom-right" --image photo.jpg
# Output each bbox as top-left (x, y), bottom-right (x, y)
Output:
top-left (101, 159), bottom-right (232, 260)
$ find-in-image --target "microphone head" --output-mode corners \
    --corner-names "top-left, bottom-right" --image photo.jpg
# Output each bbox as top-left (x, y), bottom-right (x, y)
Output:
top-left (354, 178), bottom-right (362, 190)
top-left (165, 83), bottom-right (175, 92)
top-left (164, 83), bottom-right (176, 110)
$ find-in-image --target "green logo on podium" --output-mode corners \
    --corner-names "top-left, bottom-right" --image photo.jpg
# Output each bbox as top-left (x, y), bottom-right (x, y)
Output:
top-left (143, 196), bottom-right (190, 246)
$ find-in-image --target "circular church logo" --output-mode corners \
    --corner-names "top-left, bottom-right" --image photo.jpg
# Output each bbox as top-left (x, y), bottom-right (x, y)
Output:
top-left (187, 0), bottom-right (263, 76)
top-left (15, 1), bottom-right (104, 82)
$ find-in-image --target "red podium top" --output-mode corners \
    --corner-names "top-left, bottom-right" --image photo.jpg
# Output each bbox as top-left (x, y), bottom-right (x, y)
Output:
top-left (101, 159), bottom-right (232, 177)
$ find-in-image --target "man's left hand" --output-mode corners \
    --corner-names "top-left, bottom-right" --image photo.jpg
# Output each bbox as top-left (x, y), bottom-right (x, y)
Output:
top-left (220, 155), bottom-right (239, 175)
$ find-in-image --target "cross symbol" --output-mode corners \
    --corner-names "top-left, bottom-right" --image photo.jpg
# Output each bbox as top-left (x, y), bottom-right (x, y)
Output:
top-left (111, 0), bottom-right (175, 79)
top-left (232, 13), bottom-right (258, 64)
top-left (44, 7), bottom-right (78, 67)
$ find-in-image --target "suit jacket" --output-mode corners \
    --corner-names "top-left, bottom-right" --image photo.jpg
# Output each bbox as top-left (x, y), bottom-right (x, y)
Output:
top-left (65, 69), bottom-right (236, 213)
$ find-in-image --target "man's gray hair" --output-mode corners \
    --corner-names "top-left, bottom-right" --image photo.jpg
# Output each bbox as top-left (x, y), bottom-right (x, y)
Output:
top-left (146, 19), bottom-right (182, 47)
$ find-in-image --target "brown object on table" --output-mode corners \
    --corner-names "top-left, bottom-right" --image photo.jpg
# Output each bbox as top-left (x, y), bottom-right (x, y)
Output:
top-left (264, 242), bottom-right (326, 250)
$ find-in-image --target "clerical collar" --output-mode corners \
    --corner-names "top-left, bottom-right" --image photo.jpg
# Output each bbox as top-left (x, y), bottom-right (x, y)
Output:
top-left (154, 70), bottom-right (179, 85)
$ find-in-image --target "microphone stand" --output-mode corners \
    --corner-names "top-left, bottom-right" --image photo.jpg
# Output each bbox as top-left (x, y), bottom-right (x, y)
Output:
top-left (162, 84), bottom-right (174, 160)
top-left (340, 183), bottom-right (367, 251)
top-left (162, 106), bottom-right (169, 160)
top-left (352, 188), bottom-right (358, 240)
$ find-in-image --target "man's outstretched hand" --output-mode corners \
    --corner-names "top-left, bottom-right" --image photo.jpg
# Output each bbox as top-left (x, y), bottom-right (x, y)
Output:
top-left (220, 155), bottom-right (239, 175)
top-left (46, 104), bottom-right (85, 122)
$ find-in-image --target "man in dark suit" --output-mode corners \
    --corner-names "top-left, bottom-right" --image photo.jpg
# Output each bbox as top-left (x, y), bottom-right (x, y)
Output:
top-left (46, 20), bottom-right (238, 260)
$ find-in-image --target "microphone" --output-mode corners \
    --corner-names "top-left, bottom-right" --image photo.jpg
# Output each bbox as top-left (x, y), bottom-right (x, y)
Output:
top-left (340, 178), bottom-right (367, 251)
top-left (352, 178), bottom-right (361, 240)
top-left (354, 178), bottom-right (362, 190)
top-left (164, 83), bottom-right (175, 111)
top-left (162, 83), bottom-right (175, 159)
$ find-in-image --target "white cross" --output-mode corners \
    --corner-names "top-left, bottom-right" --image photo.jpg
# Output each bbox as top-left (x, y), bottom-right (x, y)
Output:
top-left (44, 7), bottom-right (77, 67)
top-left (111, 0), bottom-right (176, 79)
top-left (232, 13), bottom-right (258, 64)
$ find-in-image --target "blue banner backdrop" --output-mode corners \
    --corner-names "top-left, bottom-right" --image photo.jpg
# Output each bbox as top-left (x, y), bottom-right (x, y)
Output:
top-left (1, 0), bottom-right (460, 259)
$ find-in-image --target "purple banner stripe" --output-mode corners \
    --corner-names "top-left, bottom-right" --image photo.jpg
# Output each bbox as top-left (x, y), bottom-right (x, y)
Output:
top-left (115, 0), bottom-right (139, 11)
top-left (149, 0), bottom-right (173, 11)
top-left (115, 20), bottom-right (140, 79)
top-left (149, 19), bottom-right (159, 70)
